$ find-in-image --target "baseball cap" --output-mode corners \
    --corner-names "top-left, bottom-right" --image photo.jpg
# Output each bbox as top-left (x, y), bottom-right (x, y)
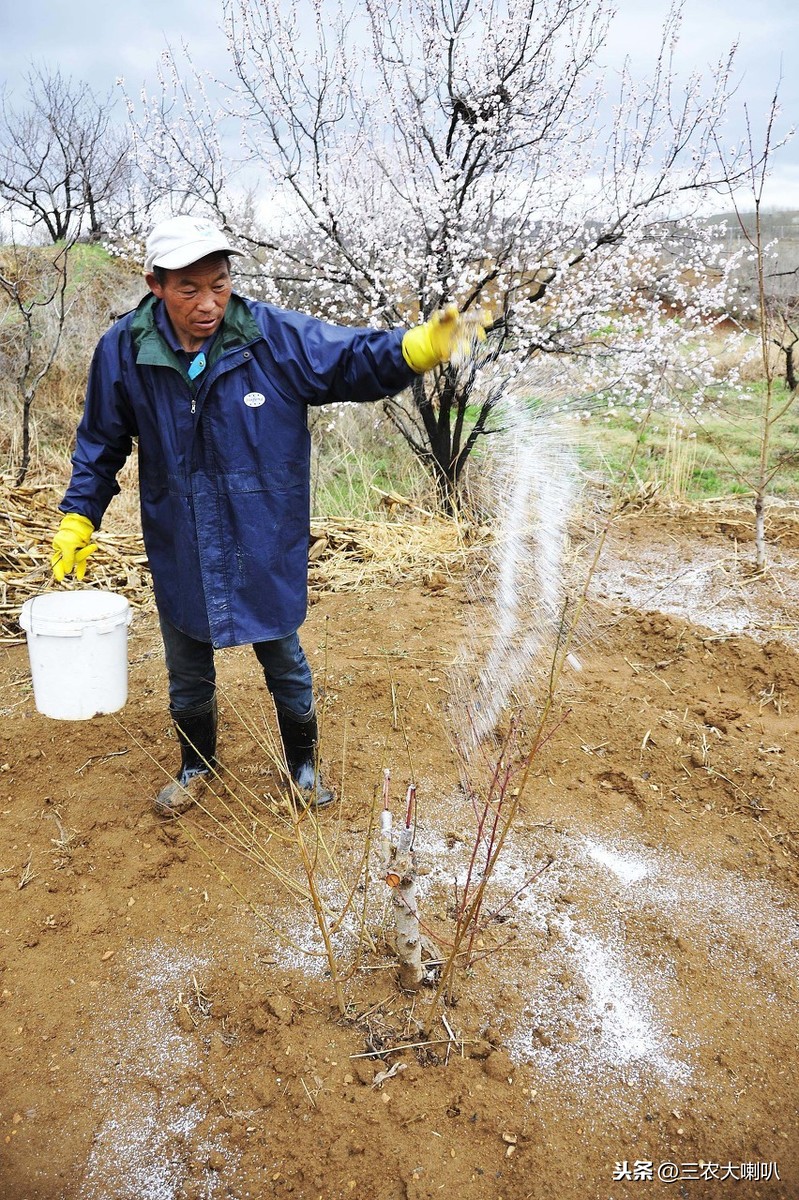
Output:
top-left (144, 215), bottom-right (245, 273)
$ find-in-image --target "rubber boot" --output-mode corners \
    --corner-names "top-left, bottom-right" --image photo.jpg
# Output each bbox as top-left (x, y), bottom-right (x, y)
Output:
top-left (154, 698), bottom-right (218, 818)
top-left (276, 705), bottom-right (335, 809)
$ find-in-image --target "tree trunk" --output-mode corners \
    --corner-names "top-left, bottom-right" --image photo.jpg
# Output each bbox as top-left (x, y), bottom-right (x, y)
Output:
top-left (754, 490), bottom-right (767, 573)
top-left (392, 872), bottom-right (423, 992)
top-left (785, 343), bottom-right (797, 394)
top-left (14, 392), bottom-right (33, 487)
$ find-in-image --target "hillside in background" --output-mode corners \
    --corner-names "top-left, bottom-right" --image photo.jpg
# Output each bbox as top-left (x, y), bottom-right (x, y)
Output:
top-left (705, 209), bottom-right (799, 301)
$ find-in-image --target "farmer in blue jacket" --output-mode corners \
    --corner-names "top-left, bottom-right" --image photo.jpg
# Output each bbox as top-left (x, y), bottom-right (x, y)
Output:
top-left (51, 215), bottom-right (480, 816)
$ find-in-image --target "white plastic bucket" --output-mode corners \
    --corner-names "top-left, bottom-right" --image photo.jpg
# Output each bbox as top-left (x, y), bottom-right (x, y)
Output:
top-left (19, 590), bottom-right (132, 720)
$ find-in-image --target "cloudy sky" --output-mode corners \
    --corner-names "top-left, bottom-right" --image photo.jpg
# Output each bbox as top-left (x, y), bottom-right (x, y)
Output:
top-left (0, 0), bottom-right (795, 208)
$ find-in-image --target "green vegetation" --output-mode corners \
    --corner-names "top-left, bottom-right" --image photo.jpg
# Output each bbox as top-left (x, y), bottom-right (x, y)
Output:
top-left (66, 240), bottom-right (139, 286)
top-left (578, 381), bottom-right (799, 501)
top-left (309, 408), bottom-right (430, 521)
top-left (309, 375), bottom-right (799, 517)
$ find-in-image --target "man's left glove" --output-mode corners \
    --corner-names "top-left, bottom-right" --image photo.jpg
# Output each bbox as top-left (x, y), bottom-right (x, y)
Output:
top-left (51, 513), bottom-right (98, 582)
top-left (401, 303), bottom-right (488, 373)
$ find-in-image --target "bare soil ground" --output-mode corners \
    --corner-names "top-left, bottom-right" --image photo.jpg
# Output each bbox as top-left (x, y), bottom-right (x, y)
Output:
top-left (1, 504), bottom-right (798, 1200)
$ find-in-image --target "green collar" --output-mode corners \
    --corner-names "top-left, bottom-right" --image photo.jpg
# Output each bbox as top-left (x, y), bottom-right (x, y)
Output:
top-left (130, 293), bottom-right (262, 380)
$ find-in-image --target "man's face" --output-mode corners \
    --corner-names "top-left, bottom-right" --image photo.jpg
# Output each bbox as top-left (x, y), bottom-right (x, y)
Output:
top-left (146, 254), bottom-right (233, 352)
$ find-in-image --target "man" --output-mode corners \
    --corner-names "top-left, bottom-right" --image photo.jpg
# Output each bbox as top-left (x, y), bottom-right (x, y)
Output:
top-left (52, 214), bottom-right (481, 817)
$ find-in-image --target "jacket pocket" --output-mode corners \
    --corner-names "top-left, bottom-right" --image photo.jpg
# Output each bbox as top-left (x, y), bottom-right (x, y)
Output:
top-left (222, 465), bottom-right (305, 494)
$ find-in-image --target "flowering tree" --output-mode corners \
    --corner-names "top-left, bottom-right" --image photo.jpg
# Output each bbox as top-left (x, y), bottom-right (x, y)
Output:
top-left (130, 0), bottom-right (747, 510)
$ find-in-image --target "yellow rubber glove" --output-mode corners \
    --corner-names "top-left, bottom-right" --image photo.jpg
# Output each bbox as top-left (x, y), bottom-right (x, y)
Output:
top-left (51, 513), bottom-right (98, 582)
top-left (401, 303), bottom-right (488, 373)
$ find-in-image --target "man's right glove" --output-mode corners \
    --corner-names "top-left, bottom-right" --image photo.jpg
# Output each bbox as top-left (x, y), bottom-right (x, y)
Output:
top-left (401, 303), bottom-right (488, 373)
top-left (51, 513), bottom-right (98, 582)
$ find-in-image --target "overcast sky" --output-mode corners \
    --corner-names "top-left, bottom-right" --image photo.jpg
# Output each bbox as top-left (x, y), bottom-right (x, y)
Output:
top-left (0, 0), bottom-right (795, 208)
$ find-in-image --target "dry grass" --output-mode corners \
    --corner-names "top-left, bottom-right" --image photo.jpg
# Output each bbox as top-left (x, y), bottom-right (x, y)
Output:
top-left (0, 471), bottom-right (492, 642)
top-left (662, 425), bottom-right (699, 501)
top-left (307, 511), bottom-right (489, 594)
top-left (0, 474), bottom-right (153, 642)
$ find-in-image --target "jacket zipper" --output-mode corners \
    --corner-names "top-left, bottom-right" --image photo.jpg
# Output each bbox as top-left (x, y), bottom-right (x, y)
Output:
top-left (190, 347), bottom-right (252, 418)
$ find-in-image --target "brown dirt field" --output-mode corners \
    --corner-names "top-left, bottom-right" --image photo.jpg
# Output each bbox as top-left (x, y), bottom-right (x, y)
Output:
top-left (1, 505), bottom-right (798, 1200)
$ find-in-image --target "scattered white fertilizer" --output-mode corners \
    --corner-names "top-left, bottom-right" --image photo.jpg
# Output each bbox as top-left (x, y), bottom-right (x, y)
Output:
top-left (582, 838), bottom-right (650, 885)
top-left (590, 537), bottom-right (799, 646)
top-left (74, 820), bottom-right (799, 1191)
top-left (79, 940), bottom-right (238, 1200)
top-left (513, 832), bottom-right (797, 1095)
top-left (464, 405), bottom-right (579, 743)
top-left (411, 814), bottom-right (799, 1105)
top-left (83, 1098), bottom-right (212, 1200)
top-left (124, 938), bottom-right (211, 991)
top-left (560, 928), bottom-right (688, 1084)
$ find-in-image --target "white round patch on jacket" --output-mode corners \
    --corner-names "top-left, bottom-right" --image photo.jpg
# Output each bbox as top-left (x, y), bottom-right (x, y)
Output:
top-left (243, 392), bottom-right (266, 408)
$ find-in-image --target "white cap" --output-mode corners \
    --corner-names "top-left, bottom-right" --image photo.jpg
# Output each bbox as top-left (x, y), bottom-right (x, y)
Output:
top-left (144, 215), bottom-right (245, 273)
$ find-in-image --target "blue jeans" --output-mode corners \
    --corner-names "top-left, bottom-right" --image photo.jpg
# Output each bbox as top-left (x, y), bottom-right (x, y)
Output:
top-left (158, 614), bottom-right (314, 718)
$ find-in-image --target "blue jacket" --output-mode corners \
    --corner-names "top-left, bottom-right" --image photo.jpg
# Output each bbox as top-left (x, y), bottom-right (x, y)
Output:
top-left (61, 293), bottom-right (415, 647)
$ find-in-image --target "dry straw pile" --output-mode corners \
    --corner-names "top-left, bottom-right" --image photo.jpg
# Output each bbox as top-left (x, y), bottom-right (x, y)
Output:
top-left (1, 478), bottom-right (487, 643)
top-left (0, 478), bottom-right (150, 643)
top-left (307, 513), bottom-right (485, 595)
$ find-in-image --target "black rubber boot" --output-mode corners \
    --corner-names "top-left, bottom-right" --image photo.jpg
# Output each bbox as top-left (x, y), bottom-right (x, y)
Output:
top-left (154, 698), bottom-right (218, 818)
top-left (276, 705), bottom-right (335, 809)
